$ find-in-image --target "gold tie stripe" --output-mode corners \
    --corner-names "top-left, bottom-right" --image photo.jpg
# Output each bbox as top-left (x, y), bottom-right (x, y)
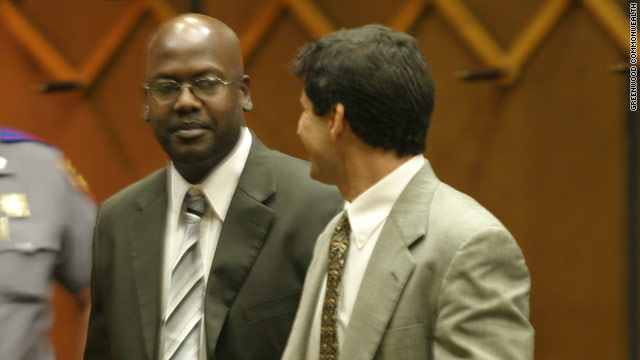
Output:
top-left (320, 213), bottom-right (351, 360)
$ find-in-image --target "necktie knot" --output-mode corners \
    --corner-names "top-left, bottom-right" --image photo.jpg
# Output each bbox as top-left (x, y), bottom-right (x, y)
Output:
top-left (333, 213), bottom-right (350, 238)
top-left (184, 189), bottom-right (207, 222)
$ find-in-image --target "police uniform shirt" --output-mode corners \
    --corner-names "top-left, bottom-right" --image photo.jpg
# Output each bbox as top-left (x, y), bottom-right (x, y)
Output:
top-left (0, 129), bottom-right (95, 360)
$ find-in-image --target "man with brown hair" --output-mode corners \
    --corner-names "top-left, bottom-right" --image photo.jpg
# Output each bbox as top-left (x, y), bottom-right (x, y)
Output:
top-left (283, 24), bottom-right (534, 360)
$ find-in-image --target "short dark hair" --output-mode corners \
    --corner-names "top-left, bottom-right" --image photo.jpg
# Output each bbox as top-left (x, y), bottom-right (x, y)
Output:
top-left (292, 24), bottom-right (435, 156)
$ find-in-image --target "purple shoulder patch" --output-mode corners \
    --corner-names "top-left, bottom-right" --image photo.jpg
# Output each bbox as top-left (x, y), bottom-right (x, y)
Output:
top-left (0, 127), bottom-right (48, 144)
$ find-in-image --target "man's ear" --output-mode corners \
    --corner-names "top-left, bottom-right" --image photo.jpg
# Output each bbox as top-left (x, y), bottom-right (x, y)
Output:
top-left (239, 75), bottom-right (253, 112)
top-left (142, 105), bottom-right (150, 122)
top-left (329, 103), bottom-right (346, 141)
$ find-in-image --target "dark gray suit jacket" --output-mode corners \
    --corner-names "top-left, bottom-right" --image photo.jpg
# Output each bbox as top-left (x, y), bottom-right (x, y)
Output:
top-left (84, 133), bottom-right (342, 360)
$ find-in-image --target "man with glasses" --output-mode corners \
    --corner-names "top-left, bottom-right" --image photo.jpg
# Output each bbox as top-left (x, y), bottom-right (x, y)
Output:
top-left (84, 14), bottom-right (341, 360)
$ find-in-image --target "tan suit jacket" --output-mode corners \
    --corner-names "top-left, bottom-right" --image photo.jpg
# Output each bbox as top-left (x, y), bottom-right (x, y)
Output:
top-left (283, 160), bottom-right (534, 359)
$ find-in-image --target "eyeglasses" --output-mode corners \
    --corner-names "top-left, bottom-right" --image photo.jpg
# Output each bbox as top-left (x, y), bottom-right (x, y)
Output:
top-left (143, 75), bottom-right (244, 101)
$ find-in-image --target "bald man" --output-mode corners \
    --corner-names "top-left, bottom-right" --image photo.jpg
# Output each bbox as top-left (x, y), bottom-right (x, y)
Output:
top-left (84, 14), bottom-right (342, 360)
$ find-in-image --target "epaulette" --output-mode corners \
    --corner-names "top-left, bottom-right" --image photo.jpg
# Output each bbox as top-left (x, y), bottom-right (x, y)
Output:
top-left (0, 127), bottom-right (47, 144)
top-left (0, 127), bottom-right (91, 196)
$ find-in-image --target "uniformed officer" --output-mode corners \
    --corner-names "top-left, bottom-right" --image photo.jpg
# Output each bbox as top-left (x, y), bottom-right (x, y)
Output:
top-left (0, 127), bottom-right (95, 360)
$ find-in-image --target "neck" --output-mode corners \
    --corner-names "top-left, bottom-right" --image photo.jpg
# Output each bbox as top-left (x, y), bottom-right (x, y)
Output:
top-left (173, 155), bottom-right (224, 184)
top-left (337, 148), bottom-right (414, 202)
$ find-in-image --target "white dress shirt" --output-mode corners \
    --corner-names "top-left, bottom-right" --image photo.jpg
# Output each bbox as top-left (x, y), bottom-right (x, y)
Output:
top-left (160, 126), bottom-right (252, 360)
top-left (306, 154), bottom-right (425, 360)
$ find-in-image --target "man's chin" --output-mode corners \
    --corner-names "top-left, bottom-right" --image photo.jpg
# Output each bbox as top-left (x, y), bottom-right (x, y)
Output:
top-left (309, 167), bottom-right (332, 185)
top-left (170, 150), bottom-right (215, 165)
top-left (166, 139), bottom-right (215, 161)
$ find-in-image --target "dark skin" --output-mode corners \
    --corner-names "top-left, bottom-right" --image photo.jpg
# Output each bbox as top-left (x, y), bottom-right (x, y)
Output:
top-left (145, 14), bottom-right (252, 184)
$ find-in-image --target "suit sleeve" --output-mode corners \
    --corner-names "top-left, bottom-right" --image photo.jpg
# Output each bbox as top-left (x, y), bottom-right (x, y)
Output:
top-left (84, 208), bottom-right (112, 359)
top-left (433, 227), bottom-right (534, 359)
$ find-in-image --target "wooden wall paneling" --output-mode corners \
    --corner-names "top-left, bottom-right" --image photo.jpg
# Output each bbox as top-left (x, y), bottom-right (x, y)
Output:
top-left (581, 0), bottom-right (630, 50)
top-left (417, 3), bottom-right (628, 358)
top-left (50, 283), bottom-right (86, 359)
top-left (239, 0), bottom-right (285, 61)
top-left (0, 0), bottom-right (77, 80)
top-left (388, 0), bottom-right (429, 33)
top-left (84, 15), bottom-right (170, 197)
top-left (505, 0), bottom-right (574, 80)
top-left (284, 0), bottom-right (336, 36)
top-left (80, 2), bottom-right (148, 86)
top-left (462, 0), bottom-right (548, 47)
top-left (205, 0), bottom-right (277, 38)
top-left (19, 0), bottom-right (135, 68)
top-left (244, 12), bottom-right (316, 158)
top-left (4, 0), bottom-right (177, 89)
top-left (148, 0), bottom-right (179, 21)
top-left (433, 0), bottom-right (505, 68)
top-left (314, 0), bottom-right (399, 29)
top-left (0, 0), bottom-right (632, 358)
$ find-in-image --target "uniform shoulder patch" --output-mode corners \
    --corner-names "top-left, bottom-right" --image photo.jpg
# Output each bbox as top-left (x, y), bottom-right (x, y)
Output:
top-left (57, 157), bottom-right (92, 196)
top-left (0, 127), bottom-right (47, 144)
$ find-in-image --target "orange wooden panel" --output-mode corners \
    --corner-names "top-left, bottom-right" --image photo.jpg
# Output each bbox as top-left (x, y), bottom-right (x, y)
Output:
top-left (81, 2), bottom-right (149, 85)
top-left (0, 0), bottom-right (77, 80)
top-left (0, 1), bottom-right (632, 359)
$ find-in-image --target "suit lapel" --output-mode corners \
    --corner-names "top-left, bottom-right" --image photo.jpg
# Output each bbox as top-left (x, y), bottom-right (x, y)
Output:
top-left (129, 169), bottom-right (168, 360)
top-left (341, 161), bottom-right (440, 360)
top-left (204, 134), bottom-right (277, 353)
top-left (282, 214), bottom-right (342, 359)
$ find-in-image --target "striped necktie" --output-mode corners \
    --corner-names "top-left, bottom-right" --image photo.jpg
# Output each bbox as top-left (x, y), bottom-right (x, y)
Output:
top-left (320, 213), bottom-right (351, 360)
top-left (164, 189), bottom-right (207, 359)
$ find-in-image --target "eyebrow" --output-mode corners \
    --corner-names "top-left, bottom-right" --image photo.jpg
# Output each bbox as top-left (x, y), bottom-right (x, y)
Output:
top-left (151, 68), bottom-right (225, 82)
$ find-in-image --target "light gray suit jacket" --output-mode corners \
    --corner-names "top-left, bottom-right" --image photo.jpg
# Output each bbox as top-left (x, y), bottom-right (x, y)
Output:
top-left (282, 160), bottom-right (534, 360)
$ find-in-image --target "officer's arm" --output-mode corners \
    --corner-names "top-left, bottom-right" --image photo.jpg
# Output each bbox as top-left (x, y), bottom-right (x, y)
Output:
top-left (54, 157), bottom-right (97, 359)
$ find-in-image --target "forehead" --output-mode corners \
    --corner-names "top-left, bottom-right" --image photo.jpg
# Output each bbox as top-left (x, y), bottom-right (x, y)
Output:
top-left (147, 45), bottom-right (226, 79)
top-left (146, 29), bottom-right (241, 80)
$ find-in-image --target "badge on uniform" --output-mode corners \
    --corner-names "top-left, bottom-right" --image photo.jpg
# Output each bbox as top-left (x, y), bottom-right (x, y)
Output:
top-left (1, 193), bottom-right (31, 218)
top-left (0, 193), bottom-right (30, 242)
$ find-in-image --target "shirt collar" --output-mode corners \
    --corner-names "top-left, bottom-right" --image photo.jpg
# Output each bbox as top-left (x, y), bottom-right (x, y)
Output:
top-left (345, 154), bottom-right (425, 249)
top-left (168, 126), bottom-right (252, 221)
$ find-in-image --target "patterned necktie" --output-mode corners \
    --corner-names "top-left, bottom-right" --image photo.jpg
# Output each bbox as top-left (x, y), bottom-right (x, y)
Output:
top-left (320, 213), bottom-right (351, 360)
top-left (164, 189), bottom-right (207, 360)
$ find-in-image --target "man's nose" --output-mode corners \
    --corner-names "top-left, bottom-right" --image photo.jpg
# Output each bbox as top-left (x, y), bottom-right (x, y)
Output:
top-left (173, 85), bottom-right (201, 113)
